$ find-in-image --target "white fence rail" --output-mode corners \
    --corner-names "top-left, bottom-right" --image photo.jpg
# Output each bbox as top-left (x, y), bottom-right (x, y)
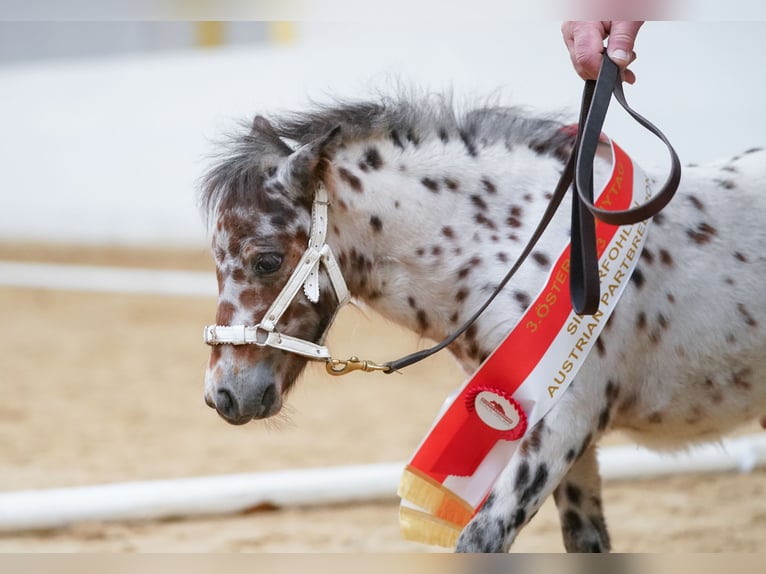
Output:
top-left (2, 435), bottom-right (765, 532)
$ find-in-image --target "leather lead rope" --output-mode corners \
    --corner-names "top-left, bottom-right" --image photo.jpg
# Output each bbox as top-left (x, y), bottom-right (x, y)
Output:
top-left (381, 54), bottom-right (681, 373)
top-left (570, 55), bottom-right (681, 313)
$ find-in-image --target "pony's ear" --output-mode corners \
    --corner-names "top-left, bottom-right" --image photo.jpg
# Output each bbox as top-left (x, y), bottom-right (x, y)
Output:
top-left (251, 115), bottom-right (293, 156)
top-left (284, 125), bottom-right (343, 194)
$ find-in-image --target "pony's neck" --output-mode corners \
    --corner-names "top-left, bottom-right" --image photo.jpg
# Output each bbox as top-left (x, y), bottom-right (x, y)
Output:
top-left (325, 134), bottom-right (576, 370)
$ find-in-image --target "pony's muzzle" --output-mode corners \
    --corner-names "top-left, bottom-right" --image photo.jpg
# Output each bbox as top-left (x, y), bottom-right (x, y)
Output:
top-left (211, 362), bottom-right (282, 424)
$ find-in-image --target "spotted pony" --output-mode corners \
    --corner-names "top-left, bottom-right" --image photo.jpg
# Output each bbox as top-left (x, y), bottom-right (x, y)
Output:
top-left (200, 94), bottom-right (766, 552)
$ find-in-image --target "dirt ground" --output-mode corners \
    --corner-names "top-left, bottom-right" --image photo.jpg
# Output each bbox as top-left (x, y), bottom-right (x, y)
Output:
top-left (0, 244), bottom-right (764, 552)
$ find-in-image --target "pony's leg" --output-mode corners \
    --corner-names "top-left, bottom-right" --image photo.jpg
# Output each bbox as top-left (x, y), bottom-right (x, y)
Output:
top-left (552, 445), bottom-right (610, 552)
top-left (455, 378), bottom-right (613, 553)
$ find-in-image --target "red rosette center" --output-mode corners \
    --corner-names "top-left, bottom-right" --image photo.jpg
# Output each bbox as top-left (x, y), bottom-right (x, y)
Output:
top-left (465, 385), bottom-right (528, 442)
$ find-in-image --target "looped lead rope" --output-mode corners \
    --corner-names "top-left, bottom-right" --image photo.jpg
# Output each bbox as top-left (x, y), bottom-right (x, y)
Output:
top-left (570, 55), bottom-right (681, 313)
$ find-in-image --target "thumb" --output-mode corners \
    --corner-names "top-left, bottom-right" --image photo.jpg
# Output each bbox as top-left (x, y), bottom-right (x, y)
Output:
top-left (606, 21), bottom-right (643, 68)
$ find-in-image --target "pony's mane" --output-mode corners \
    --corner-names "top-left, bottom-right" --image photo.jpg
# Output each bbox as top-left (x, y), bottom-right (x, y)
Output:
top-left (272, 92), bottom-right (569, 150)
top-left (201, 92), bottom-right (573, 223)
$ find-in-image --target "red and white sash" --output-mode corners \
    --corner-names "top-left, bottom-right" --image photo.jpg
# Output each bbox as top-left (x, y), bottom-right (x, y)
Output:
top-left (398, 136), bottom-right (655, 548)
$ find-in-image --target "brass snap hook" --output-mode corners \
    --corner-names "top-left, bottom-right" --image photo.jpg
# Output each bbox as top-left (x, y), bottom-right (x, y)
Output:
top-left (325, 356), bottom-right (391, 376)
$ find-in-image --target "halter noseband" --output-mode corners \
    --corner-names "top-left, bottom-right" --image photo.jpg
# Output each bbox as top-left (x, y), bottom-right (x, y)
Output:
top-left (203, 184), bottom-right (350, 360)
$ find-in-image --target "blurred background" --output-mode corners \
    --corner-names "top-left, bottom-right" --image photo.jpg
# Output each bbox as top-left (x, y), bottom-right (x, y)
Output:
top-left (1, 20), bottom-right (764, 246)
top-left (0, 17), bottom-right (765, 552)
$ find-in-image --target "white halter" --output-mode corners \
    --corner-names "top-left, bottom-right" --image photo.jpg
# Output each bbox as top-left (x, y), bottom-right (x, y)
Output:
top-left (203, 184), bottom-right (350, 360)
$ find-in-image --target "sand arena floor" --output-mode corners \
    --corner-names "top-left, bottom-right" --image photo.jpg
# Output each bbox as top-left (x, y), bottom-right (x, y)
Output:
top-left (0, 244), bottom-right (764, 552)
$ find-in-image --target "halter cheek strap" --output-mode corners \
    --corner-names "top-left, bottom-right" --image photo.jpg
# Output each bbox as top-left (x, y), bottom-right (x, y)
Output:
top-left (203, 184), bottom-right (350, 360)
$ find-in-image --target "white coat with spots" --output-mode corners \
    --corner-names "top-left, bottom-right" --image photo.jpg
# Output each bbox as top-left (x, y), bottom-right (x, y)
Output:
top-left (201, 96), bottom-right (766, 552)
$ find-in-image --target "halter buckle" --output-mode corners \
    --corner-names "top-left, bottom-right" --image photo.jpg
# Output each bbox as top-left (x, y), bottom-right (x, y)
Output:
top-left (325, 356), bottom-right (391, 376)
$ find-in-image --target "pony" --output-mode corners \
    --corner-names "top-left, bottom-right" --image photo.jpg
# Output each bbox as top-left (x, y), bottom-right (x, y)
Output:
top-left (200, 93), bottom-right (766, 552)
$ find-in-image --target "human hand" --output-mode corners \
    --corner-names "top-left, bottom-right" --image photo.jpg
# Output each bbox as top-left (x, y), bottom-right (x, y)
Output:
top-left (561, 21), bottom-right (644, 84)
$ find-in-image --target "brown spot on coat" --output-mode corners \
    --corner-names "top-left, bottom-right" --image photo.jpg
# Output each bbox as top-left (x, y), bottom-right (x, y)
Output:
top-left (444, 177), bottom-right (459, 191)
top-left (730, 368), bottom-right (752, 390)
top-left (659, 249), bottom-right (674, 266)
top-left (231, 267), bottom-right (247, 283)
top-left (208, 346), bottom-right (222, 368)
top-left (519, 421), bottom-right (545, 457)
top-left (475, 213), bottom-right (497, 230)
top-left (481, 177), bottom-right (497, 194)
top-left (421, 177), bottom-right (440, 192)
top-left (239, 289), bottom-right (263, 309)
top-left (532, 252), bottom-right (551, 268)
top-left (216, 301), bottom-right (236, 325)
top-left (738, 303), bottom-right (757, 327)
top-left (470, 194), bottom-right (488, 210)
top-left (640, 248), bottom-right (654, 265)
top-left (338, 167), bottom-right (363, 192)
top-left (369, 215), bottom-right (383, 233)
top-left (416, 309), bottom-right (429, 331)
top-left (667, 293), bottom-right (676, 304)
top-left (362, 147), bottom-right (383, 170)
top-left (514, 290), bottom-right (531, 311)
top-left (630, 268), bottom-right (645, 289)
top-left (687, 195), bottom-right (705, 210)
top-left (687, 222), bottom-right (717, 244)
top-left (565, 483), bottom-right (583, 507)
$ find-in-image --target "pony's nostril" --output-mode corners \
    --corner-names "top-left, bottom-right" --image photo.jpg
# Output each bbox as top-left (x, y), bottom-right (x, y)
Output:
top-left (204, 393), bottom-right (216, 409)
top-left (215, 388), bottom-right (237, 419)
top-left (259, 384), bottom-right (278, 416)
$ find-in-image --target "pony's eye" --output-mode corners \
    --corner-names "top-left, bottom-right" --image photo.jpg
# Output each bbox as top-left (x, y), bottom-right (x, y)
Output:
top-left (253, 253), bottom-right (283, 275)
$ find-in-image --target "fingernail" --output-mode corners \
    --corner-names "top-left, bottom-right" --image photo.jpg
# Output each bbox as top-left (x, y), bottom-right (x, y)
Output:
top-left (609, 49), bottom-right (630, 63)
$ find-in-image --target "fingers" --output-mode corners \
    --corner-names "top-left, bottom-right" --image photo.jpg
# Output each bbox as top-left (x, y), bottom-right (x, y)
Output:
top-left (561, 21), bottom-right (607, 81)
top-left (605, 21), bottom-right (643, 68)
top-left (562, 20), bottom-right (644, 84)
top-left (606, 21), bottom-right (643, 84)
